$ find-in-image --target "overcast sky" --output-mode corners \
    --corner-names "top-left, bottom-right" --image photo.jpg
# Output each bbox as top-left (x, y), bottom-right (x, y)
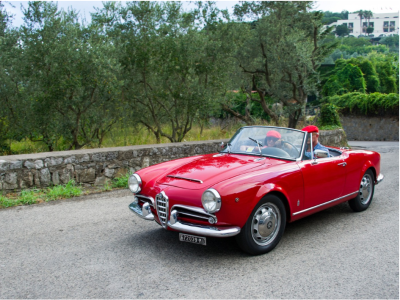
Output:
top-left (4, 0), bottom-right (400, 28)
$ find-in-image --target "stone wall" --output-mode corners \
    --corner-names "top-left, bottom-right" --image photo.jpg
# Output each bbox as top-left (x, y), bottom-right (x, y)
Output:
top-left (319, 129), bottom-right (348, 147)
top-left (0, 129), bottom-right (347, 192)
top-left (0, 140), bottom-right (226, 192)
top-left (340, 116), bottom-right (399, 141)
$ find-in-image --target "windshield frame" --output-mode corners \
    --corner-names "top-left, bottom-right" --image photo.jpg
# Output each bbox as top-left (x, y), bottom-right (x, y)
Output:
top-left (221, 126), bottom-right (307, 161)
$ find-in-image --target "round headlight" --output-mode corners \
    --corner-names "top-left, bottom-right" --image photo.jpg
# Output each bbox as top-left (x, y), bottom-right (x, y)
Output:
top-left (201, 188), bottom-right (221, 213)
top-left (128, 174), bottom-right (142, 193)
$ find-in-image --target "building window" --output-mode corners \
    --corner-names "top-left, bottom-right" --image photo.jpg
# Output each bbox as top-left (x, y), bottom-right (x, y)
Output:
top-left (369, 22), bottom-right (374, 27)
top-left (390, 21), bottom-right (395, 32)
top-left (383, 21), bottom-right (389, 32)
top-left (349, 22), bottom-right (353, 28)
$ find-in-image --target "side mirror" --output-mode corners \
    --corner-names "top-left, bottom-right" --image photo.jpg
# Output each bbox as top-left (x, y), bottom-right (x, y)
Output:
top-left (219, 142), bottom-right (225, 152)
top-left (315, 149), bottom-right (329, 158)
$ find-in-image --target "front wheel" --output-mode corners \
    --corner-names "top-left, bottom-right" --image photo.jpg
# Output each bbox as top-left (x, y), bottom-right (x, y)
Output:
top-left (236, 195), bottom-right (286, 255)
top-left (349, 169), bottom-right (375, 212)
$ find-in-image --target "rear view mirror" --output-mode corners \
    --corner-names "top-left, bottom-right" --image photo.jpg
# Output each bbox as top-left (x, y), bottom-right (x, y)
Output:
top-left (315, 149), bottom-right (329, 158)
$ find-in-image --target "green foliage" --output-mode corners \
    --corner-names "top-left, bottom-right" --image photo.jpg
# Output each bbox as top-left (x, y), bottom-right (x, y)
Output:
top-left (321, 10), bottom-right (349, 25)
top-left (348, 57), bottom-right (380, 93)
top-left (0, 189), bottom-right (41, 208)
top-left (318, 103), bottom-right (342, 127)
top-left (0, 180), bottom-right (83, 208)
top-left (322, 59), bottom-right (366, 96)
top-left (46, 180), bottom-right (83, 201)
top-left (112, 172), bottom-right (132, 188)
top-left (380, 35), bottom-right (399, 49)
top-left (231, 1), bottom-right (338, 128)
top-left (326, 92), bottom-right (399, 116)
top-left (335, 24), bottom-right (349, 37)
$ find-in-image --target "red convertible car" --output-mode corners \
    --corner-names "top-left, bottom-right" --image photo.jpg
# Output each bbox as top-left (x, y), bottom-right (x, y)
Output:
top-left (128, 126), bottom-right (383, 255)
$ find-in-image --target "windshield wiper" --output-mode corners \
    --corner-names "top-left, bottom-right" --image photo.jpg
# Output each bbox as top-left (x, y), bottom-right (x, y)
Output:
top-left (227, 142), bottom-right (232, 154)
top-left (248, 137), bottom-right (263, 154)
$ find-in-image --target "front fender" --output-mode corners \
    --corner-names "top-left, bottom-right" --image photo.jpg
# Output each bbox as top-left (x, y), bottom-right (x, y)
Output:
top-left (361, 151), bottom-right (381, 182)
top-left (214, 162), bottom-right (303, 228)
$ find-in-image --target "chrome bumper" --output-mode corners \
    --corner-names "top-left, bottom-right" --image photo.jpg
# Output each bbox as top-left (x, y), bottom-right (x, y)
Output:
top-left (129, 201), bottom-right (241, 238)
top-left (167, 210), bottom-right (240, 238)
top-left (129, 201), bottom-right (155, 221)
top-left (376, 173), bottom-right (384, 185)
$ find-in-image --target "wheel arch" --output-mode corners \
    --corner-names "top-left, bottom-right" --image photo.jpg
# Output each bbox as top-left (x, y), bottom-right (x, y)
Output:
top-left (362, 161), bottom-right (377, 181)
top-left (262, 191), bottom-right (292, 223)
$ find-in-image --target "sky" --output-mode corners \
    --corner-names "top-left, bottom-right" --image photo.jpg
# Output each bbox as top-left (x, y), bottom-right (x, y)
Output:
top-left (3, 0), bottom-right (400, 28)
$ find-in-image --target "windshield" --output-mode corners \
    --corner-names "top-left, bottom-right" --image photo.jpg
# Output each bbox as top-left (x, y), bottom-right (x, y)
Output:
top-left (222, 126), bottom-right (305, 160)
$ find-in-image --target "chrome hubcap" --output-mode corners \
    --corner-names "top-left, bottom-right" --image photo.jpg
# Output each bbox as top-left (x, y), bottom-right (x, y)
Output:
top-left (359, 174), bottom-right (373, 205)
top-left (251, 203), bottom-right (280, 246)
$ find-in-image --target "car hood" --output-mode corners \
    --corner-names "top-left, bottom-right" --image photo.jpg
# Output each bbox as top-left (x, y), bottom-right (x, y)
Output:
top-left (156, 153), bottom-right (269, 190)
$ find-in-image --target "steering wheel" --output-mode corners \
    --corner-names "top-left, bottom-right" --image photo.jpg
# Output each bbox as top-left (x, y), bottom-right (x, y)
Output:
top-left (281, 141), bottom-right (300, 157)
top-left (261, 147), bottom-right (291, 158)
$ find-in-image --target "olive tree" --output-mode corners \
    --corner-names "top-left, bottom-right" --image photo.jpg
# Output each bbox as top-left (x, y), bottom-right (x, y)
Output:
top-left (18, 1), bottom-right (122, 150)
top-left (92, 1), bottom-right (232, 143)
top-left (229, 1), bottom-right (337, 128)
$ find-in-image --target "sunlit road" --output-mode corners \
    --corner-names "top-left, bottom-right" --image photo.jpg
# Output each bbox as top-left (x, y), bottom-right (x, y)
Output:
top-left (0, 142), bottom-right (398, 298)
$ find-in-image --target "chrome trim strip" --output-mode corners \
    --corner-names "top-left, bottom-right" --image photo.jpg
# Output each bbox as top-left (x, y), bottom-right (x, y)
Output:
top-left (376, 173), bottom-right (384, 185)
top-left (171, 204), bottom-right (217, 222)
top-left (177, 211), bottom-right (210, 220)
top-left (136, 194), bottom-right (155, 207)
top-left (129, 201), bottom-right (155, 221)
top-left (292, 191), bottom-right (358, 216)
top-left (168, 210), bottom-right (240, 237)
top-left (167, 175), bottom-right (203, 184)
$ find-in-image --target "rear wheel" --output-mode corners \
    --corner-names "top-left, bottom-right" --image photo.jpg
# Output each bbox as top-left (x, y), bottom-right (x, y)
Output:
top-left (349, 169), bottom-right (375, 212)
top-left (236, 195), bottom-right (286, 255)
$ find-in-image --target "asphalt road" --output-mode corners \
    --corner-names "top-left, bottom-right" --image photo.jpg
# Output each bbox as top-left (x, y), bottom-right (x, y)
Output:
top-left (0, 142), bottom-right (398, 299)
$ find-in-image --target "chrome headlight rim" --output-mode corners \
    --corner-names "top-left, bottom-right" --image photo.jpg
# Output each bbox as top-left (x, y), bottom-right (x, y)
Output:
top-left (201, 188), bottom-right (222, 214)
top-left (128, 173), bottom-right (142, 194)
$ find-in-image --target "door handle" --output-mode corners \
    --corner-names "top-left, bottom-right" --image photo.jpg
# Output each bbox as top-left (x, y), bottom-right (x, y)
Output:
top-left (338, 162), bottom-right (347, 167)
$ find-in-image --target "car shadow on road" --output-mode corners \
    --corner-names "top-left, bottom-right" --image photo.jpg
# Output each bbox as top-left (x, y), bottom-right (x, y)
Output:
top-left (121, 202), bottom-right (355, 260)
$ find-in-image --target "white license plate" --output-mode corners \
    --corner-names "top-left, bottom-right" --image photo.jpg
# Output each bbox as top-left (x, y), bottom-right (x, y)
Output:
top-left (179, 233), bottom-right (206, 246)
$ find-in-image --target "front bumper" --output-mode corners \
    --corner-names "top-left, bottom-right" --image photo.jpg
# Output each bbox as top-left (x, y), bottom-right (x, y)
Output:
top-left (129, 201), bottom-right (241, 238)
top-left (376, 173), bottom-right (384, 185)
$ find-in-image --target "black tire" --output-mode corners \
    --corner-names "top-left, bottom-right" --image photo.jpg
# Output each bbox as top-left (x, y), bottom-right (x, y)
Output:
top-left (349, 169), bottom-right (375, 212)
top-left (235, 195), bottom-right (286, 255)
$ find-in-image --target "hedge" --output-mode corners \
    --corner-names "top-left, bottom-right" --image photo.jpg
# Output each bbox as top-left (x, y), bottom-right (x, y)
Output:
top-left (325, 92), bottom-right (399, 116)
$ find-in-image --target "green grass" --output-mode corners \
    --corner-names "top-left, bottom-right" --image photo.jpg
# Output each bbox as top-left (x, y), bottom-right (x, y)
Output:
top-left (0, 180), bottom-right (83, 209)
top-left (319, 125), bottom-right (343, 130)
top-left (7, 123), bottom-right (244, 155)
top-left (46, 180), bottom-right (83, 201)
top-left (111, 172), bottom-right (131, 188)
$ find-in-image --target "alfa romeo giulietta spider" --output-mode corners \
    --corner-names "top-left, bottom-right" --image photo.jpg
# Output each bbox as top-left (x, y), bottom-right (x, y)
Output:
top-left (128, 126), bottom-right (383, 255)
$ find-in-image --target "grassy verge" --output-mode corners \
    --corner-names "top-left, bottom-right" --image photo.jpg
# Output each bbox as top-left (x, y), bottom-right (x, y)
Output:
top-left (0, 172), bottom-right (132, 209)
top-left (0, 180), bottom-right (83, 209)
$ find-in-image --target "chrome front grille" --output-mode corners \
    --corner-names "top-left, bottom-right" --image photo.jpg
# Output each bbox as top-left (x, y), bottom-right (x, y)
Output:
top-left (170, 204), bottom-right (217, 224)
top-left (155, 191), bottom-right (169, 228)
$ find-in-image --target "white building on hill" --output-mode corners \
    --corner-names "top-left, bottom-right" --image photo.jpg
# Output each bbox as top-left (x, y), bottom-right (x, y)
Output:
top-left (329, 12), bottom-right (399, 37)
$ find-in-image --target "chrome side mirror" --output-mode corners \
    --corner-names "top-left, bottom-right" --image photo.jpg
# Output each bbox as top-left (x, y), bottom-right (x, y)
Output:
top-left (315, 149), bottom-right (329, 158)
top-left (220, 142), bottom-right (225, 151)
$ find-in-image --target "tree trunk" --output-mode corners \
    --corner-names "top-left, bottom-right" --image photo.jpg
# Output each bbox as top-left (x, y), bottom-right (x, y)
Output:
top-left (288, 106), bottom-right (302, 129)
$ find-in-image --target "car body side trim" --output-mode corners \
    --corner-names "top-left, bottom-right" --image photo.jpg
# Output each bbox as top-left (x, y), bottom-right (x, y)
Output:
top-left (292, 191), bottom-right (358, 216)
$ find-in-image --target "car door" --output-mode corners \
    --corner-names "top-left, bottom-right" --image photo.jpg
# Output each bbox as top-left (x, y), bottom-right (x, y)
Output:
top-left (297, 154), bottom-right (347, 211)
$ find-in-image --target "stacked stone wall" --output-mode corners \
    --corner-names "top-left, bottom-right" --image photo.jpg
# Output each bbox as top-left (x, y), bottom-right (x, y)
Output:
top-left (340, 116), bottom-right (399, 141)
top-left (0, 140), bottom-right (226, 192)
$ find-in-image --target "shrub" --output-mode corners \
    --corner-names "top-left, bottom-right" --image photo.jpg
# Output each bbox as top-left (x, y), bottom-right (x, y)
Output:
top-left (319, 103), bottom-right (342, 128)
top-left (325, 92), bottom-right (399, 116)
